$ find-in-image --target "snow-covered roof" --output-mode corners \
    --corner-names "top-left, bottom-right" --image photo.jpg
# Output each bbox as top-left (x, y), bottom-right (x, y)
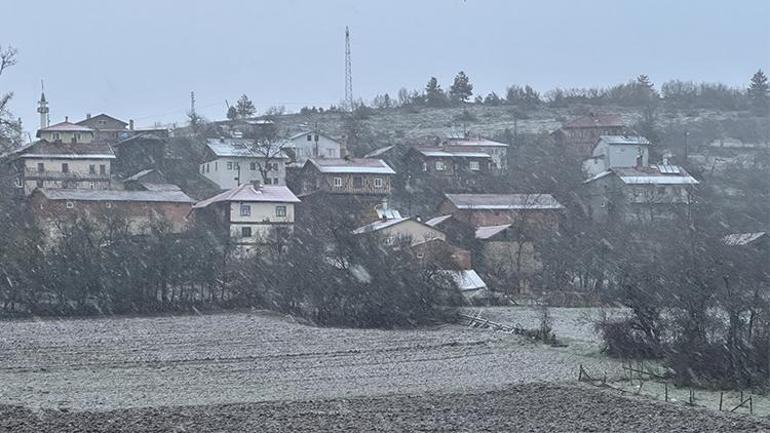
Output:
top-left (36, 189), bottom-right (193, 203)
top-left (365, 145), bottom-right (395, 158)
top-left (193, 184), bottom-right (300, 209)
top-left (439, 270), bottom-right (488, 292)
top-left (598, 135), bottom-right (651, 146)
top-left (475, 224), bottom-right (512, 240)
top-left (205, 138), bottom-right (289, 159)
top-left (13, 140), bottom-right (116, 159)
top-left (287, 131), bottom-right (340, 143)
top-left (425, 214), bottom-right (453, 227)
top-left (443, 137), bottom-right (508, 148)
top-left (37, 121), bottom-right (95, 135)
top-left (307, 158), bottom-right (396, 175)
top-left (722, 232), bottom-right (767, 247)
top-left (585, 166), bottom-right (700, 185)
top-left (415, 147), bottom-right (491, 158)
top-left (352, 217), bottom-right (409, 234)
top-left (445, 193), bottom-right (564, 210)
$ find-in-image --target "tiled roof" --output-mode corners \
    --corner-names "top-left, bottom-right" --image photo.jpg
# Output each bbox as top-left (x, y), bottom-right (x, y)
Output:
top-left (16, 140), bottom-right (115, 159)
top-left (193, 184), bottom-right (300, 209)
top-left (445, 193), bottom-right (564, 210)
top-left (563, 114), bottom-right (625, 128)
top-left (307, 158), bottom-right (396, 175)
top-left (37, 189), bottom-right (193, 203)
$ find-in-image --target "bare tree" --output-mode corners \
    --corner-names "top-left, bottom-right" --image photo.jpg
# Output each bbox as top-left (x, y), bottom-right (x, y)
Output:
top-left (0, 45), bottom-right (21, 152)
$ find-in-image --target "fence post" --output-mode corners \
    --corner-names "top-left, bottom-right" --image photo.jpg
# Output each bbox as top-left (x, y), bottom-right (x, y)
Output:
top-left (719, 392), bottom-right (723, 411)
top-left (578, 364), bottom-right (583, 382)
top-left (750, 396), bottom-right (753, 415)
top-left (665, 383), bottom-right (669, 402)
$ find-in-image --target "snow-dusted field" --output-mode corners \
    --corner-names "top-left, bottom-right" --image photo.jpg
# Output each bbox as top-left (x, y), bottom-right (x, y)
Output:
top-left (0, 309), bottom-right (624, 411)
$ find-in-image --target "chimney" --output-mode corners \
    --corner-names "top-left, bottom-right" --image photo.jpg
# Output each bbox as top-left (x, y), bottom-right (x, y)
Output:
top-left (64, 116), bottom-right (69, 123)
top-left (251, 179), bottom-right (262, 190)
top-left (129, 119), bottom-right (134, 130)
top-left (86, 113), bottom-right (91, 119)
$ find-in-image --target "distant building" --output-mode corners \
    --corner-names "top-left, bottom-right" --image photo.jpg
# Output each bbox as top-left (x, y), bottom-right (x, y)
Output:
top-left (475, 223), bottom-right (542, 293)
top-left (29, 188), bottom-right (194, 240)
top-left (123, 169), bottom-right (181, 192)
top-left (405, 146), bottom-right (493, 176)
top-left (583, 135), bottom-right (650, 177)
top-left (6, 124), bottom-right (115, 196)
top-left (582, 164), bottom-right (699, 224)
top-left (437, 193), bottom-right (564, 232)
top-left (297, 158), bottom-right (395, 196)
top-left (77, 113), bottom-right (131, 143)
top-left (442, 135), bottom-right (508, 170)
top-left (552, 113), bottom-right (629, 157)
top-left (281, 131), bottom-right (343, 165)
top-left (192, 182), bottom-right (300, 255)
top-left (200, 138), bottom-right (289, 190)
top-left (113, 132), bottom-right (170, 177)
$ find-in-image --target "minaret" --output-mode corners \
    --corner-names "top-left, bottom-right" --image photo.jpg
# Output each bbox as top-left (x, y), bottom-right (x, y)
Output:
top-left (37, 81), bottom-right (49, 129)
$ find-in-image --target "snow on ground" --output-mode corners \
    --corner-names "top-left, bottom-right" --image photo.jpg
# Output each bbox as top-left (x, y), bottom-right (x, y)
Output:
top-left (0, 309), bottom-right (624, 411)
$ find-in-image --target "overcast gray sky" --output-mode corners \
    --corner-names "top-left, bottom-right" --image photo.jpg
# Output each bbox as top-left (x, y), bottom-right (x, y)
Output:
top-left (2, 0), bottom-right (768, 135)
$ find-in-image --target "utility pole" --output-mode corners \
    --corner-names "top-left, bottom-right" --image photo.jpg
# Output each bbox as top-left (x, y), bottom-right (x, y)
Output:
top-left (684, 130), bottom-right (689, 164)
top-left (344, 26), bottom-right (353, 112)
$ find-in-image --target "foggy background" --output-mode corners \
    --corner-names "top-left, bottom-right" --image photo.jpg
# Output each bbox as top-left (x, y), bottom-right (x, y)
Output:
top-left (1, 0), bottom-right (768, 133)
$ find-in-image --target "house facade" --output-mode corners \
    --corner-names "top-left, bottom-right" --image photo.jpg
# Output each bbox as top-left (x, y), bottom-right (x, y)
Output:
top-left (582, 165), bottom-right (699, 224)
top-left (437, 193), bottom-right (564, 233)
top-left (583, 135), bottom-right (650, 177)
top-left (192, 183), bottom-right (300, 254)
top-left (29, 188), bottom-right (194, 240)
top-left (405, 146), bottom-right (492, 176)
top-left (552, 113), bottom-right (629, 157)
top-left (297, 158), bottom-right (395, 196)
top-left (200, 138), bottom-right (288, 190)
top-left (76, 113), bottom-right (131, 143)
top-left (442, 135), bottom-right (508, 170)
top-left (282, 131), bottom-right (343, 165)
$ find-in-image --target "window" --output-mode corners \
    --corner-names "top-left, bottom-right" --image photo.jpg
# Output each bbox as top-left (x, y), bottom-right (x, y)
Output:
top-left (374, 177), bottom-right (383, 188)
top-left (200, 165), bottom-right (205, 174)
top-left (241, 226), bottom-right (252, 237)
top-left (327, 148), bottom-right (335, 157)
top-left (90, 182), bottom-right (95, 189)
top-left (333, 177), bottom-right (343, 187)
top-left (37, 162), bottom-right (45, 173)
top-left (14, 177), bottom-right (22, 188)
top-left (36, 180), bottom-right (44, 188)
top-left (422, 162), bottom-right (428, 172)
top-left (227, 161), bottom-right (233, 170)
top-left (61, 163), bottom-right (69, 173)
top-left (53, 132), bottom-right (60, 141)
top-left (100, 165), bottom-right (106, 175)
top-left (65, 201), bottom-right (74, 209)
top-left (276, 205), bottom-right (287, 217)
top-left (469, 161), bottom-right (480, 171)
top-left (250, 162), bottom-right (257, 170)
top-left (240, 204), bottom-right (251, 216)
top-left (435, 161), bottom-right (446, 171)
top-left (214, 162), bottom-right (218, 171)
top-left (74, 133), bottom-right (81, 142)
top-left (314, 134), bottom-right (319, 142)
top-left (306, 134), bottom-right (312, 141)
top-left (353, 176), bottom-right (364, 188)
top-left (105, 202), bottom-right (112, 208)
top-left (206, 163), bottom-right (210, 173)
top-left (273, 177), bottom-right (278, 185)
top-left (89, 164), bottom-right (96, 174)
top-left (265, 177), bottom-right (272, 185)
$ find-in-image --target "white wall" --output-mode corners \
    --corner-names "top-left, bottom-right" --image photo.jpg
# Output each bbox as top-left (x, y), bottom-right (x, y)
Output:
top-left (38, 131), bottom-right (95, 143)
top-left (288, 134), bottom-right (341, 164)
top-left (228, 201), bottom-right (295, 244)
top-left (201, 157), bottom-right (286, 189)
top-left (22, 157), bottom-right (112, 194)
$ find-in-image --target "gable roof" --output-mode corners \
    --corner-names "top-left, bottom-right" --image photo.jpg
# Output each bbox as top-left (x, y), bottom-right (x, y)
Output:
top-left (306, 158), bottom-right (396, 175)
top-left (438, 269), bottom-right (487, 292)
top-left (352, 217), bottom-right (410, 234)
top-left (413, 146), bottom-right (491, 159)
top-left (443, 137), bottom-right (508, 148)
top-left (193, 184), bottom-right (300, 209)
top-left (36, 188), bottom-right (193, 203)
top-left (365, 145), bottom-right (395, 158)
top-left (584, 165), bottom-right (699, 185)
top-left (14, 140), bottom-right (115, 159)
top-left (76, 114), bottom-right (128, 128)
top-left (563, 114), bottom-right (625, 129)
top-left (444, 193), bottom-right (564, 210)
top-left (36, 121), bottom-right (95, 136)
top-left (287, 131), bottom-right (341, 143)
top-left (205, 138), bottom-right (289, 159)
top-left (475, 224), bottom-right (512, 240)
top-left (425, 214), bottom-right (453, 227)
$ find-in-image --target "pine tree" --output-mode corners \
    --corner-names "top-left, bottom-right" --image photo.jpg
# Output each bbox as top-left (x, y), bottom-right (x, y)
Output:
top-left (748, 69), bottom-right (769, 114)
top-left (449, 71), bottom-right (473, 103)
top-left (424, 77), bottom-right (447, 107)
top-left (235, 94), bottom-right (257, 118)
top-left (226, 106), bottom-right (238, 120)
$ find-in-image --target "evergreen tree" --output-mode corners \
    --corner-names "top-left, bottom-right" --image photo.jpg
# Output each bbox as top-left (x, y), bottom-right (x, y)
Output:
top-left (424, 77), bottom-right (447, 107)
top-left (748, 69), bottom-right (769, 114)
top-left (235, 94), bottom-right (257, 118)
top-left (449, 71), bottom-right (473, 103)
top-left (226, 105), bottom-right (238, 120)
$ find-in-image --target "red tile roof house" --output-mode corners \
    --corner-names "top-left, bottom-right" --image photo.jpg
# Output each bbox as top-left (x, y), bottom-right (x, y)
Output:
top-left (551, 113), bottom-right (631, 157)
top-left (192, 182), bottom-right (300, 256)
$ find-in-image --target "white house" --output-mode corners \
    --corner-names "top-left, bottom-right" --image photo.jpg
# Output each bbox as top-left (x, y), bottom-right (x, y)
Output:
top-left (192, 182), bottom-right (301, 254)
top-left (442, 135), bottom-right (509, 170)
top-left (282, 131), bottom-right (343, 165)
top-left (583, 135), bottom-right (650, 177)
top-left (200, 138), bottom-right (289, 190)
top-left (352, 217), bottom-right (446, 246)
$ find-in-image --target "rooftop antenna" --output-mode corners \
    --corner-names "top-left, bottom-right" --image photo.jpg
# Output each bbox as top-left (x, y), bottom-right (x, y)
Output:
top-left (344, 26), bottom-right (353, 112)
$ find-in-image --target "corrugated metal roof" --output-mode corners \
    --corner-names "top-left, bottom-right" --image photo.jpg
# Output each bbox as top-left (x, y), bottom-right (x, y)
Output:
top-left (352, 217), bottom-right (409, 234)
top-left (439, 270), bottom-right (488, 291)
top-left (193, 184), bottom-right (300, 209)
top-left (475, 224), bottom-right (512, 240)
top-left (206, 138), bottom-right (289, 159)
top-left (598, 135), bottom-right (651, 146)
top-left (15, 140), bottom-right (116, 159)
top-left (365, 145), bottom-right (395, 158)
top-left (38, 189), bottom-right (194, 203)
top-left (415, 147), bottom-right (491, 158)
top-left (308, 158), bottom-right (396, 174)
top-left (445, 193), bottom-right (564, 210)
top-left (38, 121), bottom-right (95, 133)
top-left (722, 232), bottom-right (767, 246)
top-left (443, 137), bottom-right (508, 148)
top-left (425, 214), bottom-right (453, 227)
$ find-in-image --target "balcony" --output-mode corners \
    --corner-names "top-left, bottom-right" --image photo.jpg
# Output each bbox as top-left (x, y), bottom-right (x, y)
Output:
top-left (24, 168), bottom-right (110, 181)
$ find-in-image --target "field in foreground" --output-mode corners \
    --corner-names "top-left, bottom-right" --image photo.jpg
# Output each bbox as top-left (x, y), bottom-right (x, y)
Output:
top-left (3, 383), bottom-right (769, 433)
